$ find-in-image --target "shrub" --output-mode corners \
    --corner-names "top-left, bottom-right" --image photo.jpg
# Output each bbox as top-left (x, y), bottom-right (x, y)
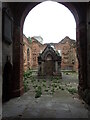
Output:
top-left (23, 69), bottom-right (32, 79)
top-left (35, 86), bottom-right (42, 98)
top-left (51, 88), bottom-right (55, 94)
top-left (42, 83), bottom-right (46, 88)
top-left (33, 84), bottom-right (37, 89)
top-left (43, 79), bottom-right (46, 82)
top-left (23, 80), bottom-right (30, 92)
top-left (67, 87), bottom-right (77, 94)
top-left (45, 89), bottom-right (49, 92)
top-left (61, 87), bottom-right (64, 90)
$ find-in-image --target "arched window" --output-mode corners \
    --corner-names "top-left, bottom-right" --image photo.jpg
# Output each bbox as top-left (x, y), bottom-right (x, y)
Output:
top-left (46, 54), bottom-right (53, 61)
top-left (27, 48), bottom-right (30, 62)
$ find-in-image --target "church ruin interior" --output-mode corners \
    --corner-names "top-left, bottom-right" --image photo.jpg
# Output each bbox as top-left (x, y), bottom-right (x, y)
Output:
top-left (1, 1), bottom-right (90, 119)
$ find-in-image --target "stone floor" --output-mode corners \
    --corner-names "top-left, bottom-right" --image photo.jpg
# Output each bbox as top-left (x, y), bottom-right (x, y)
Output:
top-left (2, 72), bottom-right (90, 119)
top-left (2, 90), bottom-right (90, 119)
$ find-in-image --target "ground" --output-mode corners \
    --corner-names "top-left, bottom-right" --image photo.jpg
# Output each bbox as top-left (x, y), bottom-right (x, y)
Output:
top-left (2, 71), bottom-right (90, 119)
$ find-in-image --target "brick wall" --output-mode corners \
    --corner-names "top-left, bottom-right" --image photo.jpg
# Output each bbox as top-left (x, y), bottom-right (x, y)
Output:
top-left (23, 35), bottom-right (32, 71)
top-left (23, 36), bottom-right (78, 72)
top-left (55, 37), bottom-right (78, 71)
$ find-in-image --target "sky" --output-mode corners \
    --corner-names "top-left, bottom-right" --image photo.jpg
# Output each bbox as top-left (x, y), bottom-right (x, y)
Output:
top-left (23, 1), bottom-right (76, 44)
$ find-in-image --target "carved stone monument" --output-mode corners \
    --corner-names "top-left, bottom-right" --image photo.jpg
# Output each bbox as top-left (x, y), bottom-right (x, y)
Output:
top-left (38, 44), bottom-right (62, 77)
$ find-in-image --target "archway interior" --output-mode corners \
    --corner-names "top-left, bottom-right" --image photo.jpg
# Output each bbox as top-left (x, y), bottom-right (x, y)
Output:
top-left (23, 1), bottom-right (78, 95)
top-left (23, 1), bottom-right (76, 43)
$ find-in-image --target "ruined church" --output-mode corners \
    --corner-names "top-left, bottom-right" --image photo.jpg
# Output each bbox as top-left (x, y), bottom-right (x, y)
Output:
top-left (2, 2), bottom-right (90, 105)
top-left (23, 35), bottom-right (78, 72)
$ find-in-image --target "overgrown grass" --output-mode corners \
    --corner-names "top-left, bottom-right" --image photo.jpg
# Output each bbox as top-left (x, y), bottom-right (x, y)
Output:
top-left (23, 80), bottom-right (30, 92)
top-left (23, 69), bottom-right (32, 92)
top-left (23, 70), bottom-right (78, 97)
top-left (23, 69), bottom-right (32, 79)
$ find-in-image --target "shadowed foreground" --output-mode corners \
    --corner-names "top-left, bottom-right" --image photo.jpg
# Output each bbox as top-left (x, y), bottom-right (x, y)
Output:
top-left (2, 73), bottom-right (90, 119)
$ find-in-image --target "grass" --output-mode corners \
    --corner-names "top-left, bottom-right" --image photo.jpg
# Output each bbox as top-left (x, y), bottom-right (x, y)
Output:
top-left (23, 70), bottom-right (78, 97)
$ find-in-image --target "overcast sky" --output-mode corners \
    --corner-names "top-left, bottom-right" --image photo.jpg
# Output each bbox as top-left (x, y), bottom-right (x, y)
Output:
top-left (23, 1), bottom-right (76, 44)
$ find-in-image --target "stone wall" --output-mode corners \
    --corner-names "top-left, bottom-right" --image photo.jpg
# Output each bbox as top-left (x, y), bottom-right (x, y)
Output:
top-left (23, 36), bottom-right (78, 72)
top-left (2, 3), bottom-right (13, 72)
top-left (23, 35), bottom-right (32, 71)
top-left (2, 3), bottom-right (13, 102)
top-left (54, 36), bottom-right (78, 71)
top-left (31, 37), bottom-right (43, 69)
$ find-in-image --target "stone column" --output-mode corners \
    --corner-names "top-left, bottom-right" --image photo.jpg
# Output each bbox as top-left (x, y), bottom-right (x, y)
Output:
top-left (12, 22), bottom-right (24, 98)
top-left (82, 3), bottom-right (90, 104)
top-left (55, 61), bottom-right (58, 74)
top-left (0, 2), bottom-right (2, 119)
top-left (41, 61), bottom-right (44, 75)
top-left (38, 62), bottom-right (41, 75)
top-left (87, 3), bottom-right (90, 89)
top-left (58, 63), bottom-right (61, 74)
top-left (76, 22), bottom-right (87, 91)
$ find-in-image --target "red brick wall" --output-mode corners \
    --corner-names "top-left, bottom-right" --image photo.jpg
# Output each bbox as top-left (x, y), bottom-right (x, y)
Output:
top-left (23, 36), bottom-right (78, 72)
top-left (54, 38), bottom-right (78, 71)
top-left (23, 36), bottom-right (46, 70)
top-left (23, 35), bottom-right (32, 71)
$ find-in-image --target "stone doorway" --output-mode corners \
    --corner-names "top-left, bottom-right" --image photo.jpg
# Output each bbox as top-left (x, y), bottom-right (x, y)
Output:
top-left (44, 60), bottom-right (55, 76)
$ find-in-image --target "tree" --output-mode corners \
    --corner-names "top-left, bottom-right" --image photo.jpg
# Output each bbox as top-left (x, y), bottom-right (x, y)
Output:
top-left (28, 37), bottom-right (32, 43)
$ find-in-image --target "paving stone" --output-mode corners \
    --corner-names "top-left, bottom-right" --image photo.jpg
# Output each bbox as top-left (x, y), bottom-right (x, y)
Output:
top-left (2, 73), bottom-right (90, 118)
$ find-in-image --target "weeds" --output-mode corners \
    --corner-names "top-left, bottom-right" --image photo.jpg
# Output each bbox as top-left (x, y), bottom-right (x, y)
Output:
top-left (23, 69), bottom-right (32, 79)
top-left (67, 87), bottom-right (77, 94)
top-left (35, 86), bottom-right (42, 98)
top-left (23, 70), bottom-right (78, 98)
top-left (23, 80), bottom-right (30, 92)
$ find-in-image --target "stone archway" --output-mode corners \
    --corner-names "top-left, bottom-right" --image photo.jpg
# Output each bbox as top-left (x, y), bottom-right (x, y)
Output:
top-left (20, 3), bottom-right (79, 79)
top-left (5, 2), bottom-right (88, 103)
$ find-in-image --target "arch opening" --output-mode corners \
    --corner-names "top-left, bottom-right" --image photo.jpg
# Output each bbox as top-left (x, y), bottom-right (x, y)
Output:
top-left (22, 1), bottom-right (79, 96)
top-left (2, 2), bottom-right (89, 118)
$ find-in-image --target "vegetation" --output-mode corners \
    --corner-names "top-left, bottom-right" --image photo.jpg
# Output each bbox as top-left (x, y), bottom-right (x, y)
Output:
top-left (35, 86), bottom-right (42, 98)
top-left (23, 70), bottom-right (78, 98)
top-left (23, 80), bottom-right (30, 92)
top-left (23, 69), bottom-right (32, 92)
top-left (23, 69), bottom-right (32, 80)
top-left (28, 37), bottom-right (32, 43)
top-left (66, 87), bottom-right (77, 94)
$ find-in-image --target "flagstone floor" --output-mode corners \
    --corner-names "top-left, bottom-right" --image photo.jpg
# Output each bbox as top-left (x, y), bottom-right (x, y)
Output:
top-left (2, 72), bottom-right (90, 119)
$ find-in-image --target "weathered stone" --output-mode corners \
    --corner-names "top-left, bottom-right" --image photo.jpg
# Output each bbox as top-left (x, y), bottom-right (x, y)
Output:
top-left (38, 44), bottom-right (62, 77)
top-left (23, 36), bottom-right (78, 72)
